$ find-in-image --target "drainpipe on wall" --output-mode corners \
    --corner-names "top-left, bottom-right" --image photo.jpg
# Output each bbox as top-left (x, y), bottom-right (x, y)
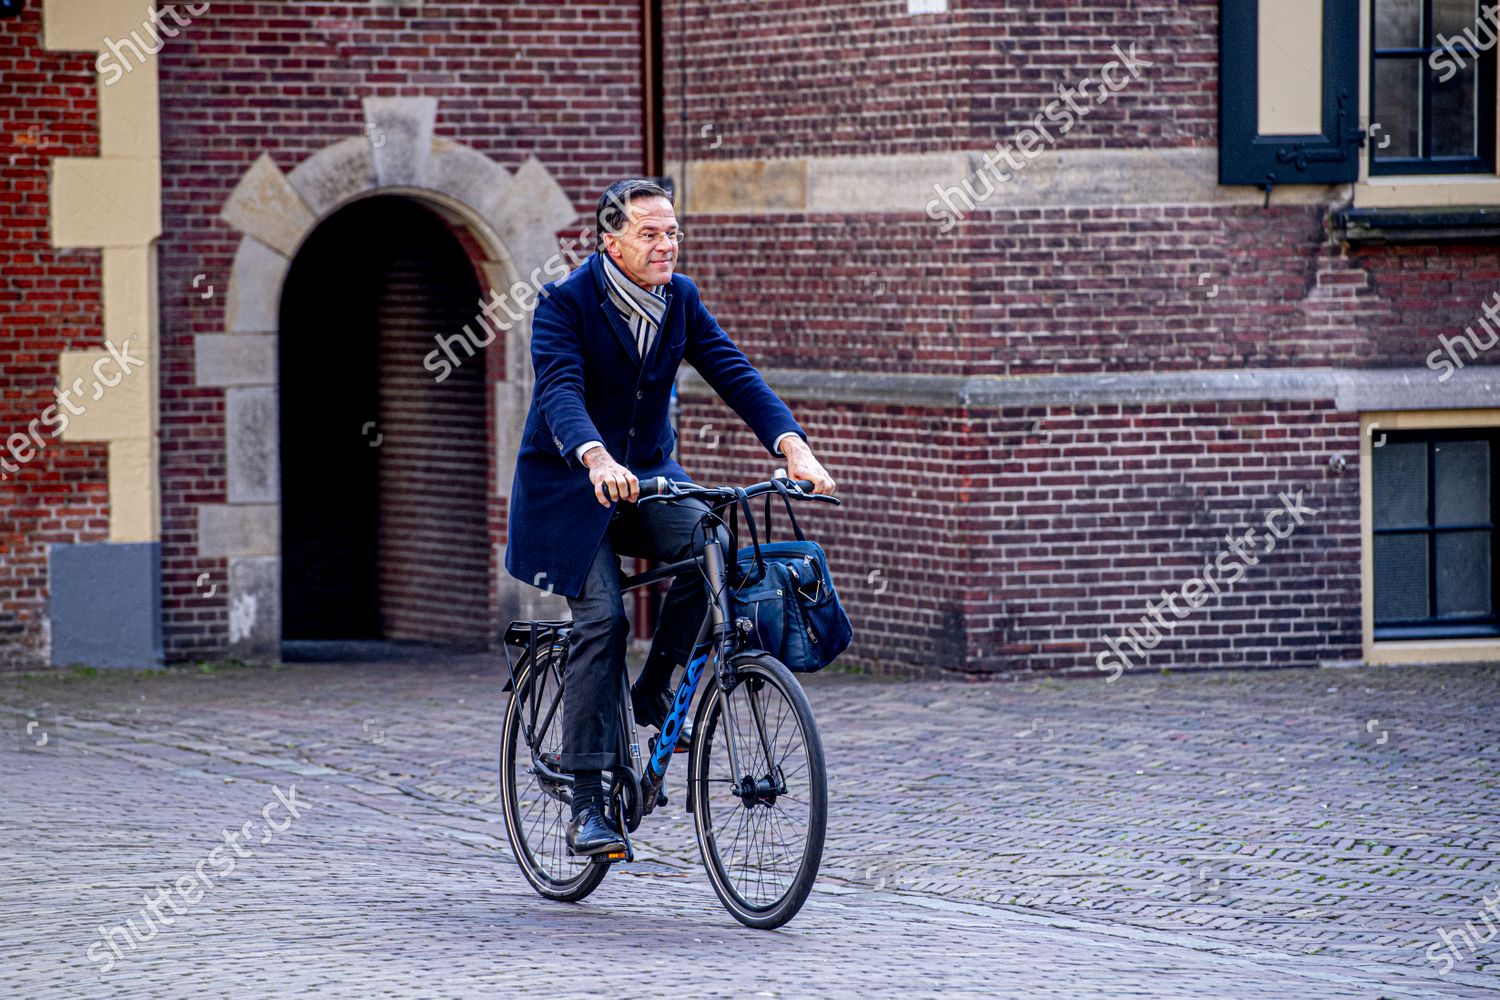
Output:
top-left (636, 0), bottom-right (668, 643)
top-left (642, 0), bottom-right (665, 178)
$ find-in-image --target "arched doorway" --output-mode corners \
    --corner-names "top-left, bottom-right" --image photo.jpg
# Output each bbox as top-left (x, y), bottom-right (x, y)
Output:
top-left (199, 99), bottom-right (579, 661)
top-left (279, 196), bottom-right (490, 647)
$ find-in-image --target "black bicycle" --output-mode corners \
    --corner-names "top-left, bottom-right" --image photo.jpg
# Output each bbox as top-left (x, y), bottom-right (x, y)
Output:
top-left (498, 476), bottom-right (838, 929)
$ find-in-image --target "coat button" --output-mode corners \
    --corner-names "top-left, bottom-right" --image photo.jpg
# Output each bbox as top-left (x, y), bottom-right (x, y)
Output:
top-left (635, 390), bottom-right (643, 400)
top-left (628, 428), bottom-right (636, 438)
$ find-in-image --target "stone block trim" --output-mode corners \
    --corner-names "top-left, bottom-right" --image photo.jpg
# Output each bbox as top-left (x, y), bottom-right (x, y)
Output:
top-left (40, 0), bottom-right (163, 547)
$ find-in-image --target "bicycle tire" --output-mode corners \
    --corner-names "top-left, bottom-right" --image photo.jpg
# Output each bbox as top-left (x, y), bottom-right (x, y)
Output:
top-left (689, 652), bottom-right (827, 929)
top-left (499, 641), bottom-right (610, 902)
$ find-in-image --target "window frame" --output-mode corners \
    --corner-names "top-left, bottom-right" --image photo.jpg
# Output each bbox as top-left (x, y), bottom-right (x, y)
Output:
top-left (1360, 410), bottom-right (1500, 664)
top-left (1371, 427), bottom-right (1499, 639)
top-left (1368, 0), bottom-right (1498, 176)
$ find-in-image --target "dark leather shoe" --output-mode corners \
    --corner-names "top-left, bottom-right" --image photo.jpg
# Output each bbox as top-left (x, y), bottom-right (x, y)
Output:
top-left (631, 684), bottom-right (692, 752)
top-left (565, 806), bottom-right (626, 856)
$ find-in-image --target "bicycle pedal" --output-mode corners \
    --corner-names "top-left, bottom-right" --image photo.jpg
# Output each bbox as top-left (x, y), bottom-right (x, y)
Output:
top-left (602, 850), bottom-right (627, 862)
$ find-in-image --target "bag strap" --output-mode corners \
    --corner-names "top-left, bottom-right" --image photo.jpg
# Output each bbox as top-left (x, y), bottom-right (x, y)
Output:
top-left (731, 487), bottom-right (765, 582)
top-left (765, 478), bottom-right (807, 542)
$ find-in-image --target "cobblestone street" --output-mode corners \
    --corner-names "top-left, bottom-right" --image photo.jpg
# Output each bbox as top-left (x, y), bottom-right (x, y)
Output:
top-left (3, 656), bottom-right (1498, 998)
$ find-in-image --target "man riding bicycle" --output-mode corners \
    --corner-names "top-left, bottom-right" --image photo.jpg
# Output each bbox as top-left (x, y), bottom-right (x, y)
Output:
top-left (505, 179), bottom-right (836, 857)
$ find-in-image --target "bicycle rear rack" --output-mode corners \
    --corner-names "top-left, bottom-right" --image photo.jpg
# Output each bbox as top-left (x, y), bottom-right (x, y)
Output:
top-left (500, 619), bottom-right (572, 695)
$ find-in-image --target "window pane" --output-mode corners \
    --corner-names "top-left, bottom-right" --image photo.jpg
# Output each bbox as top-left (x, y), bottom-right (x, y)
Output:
top-left (1431, 62), bottom-right (1479, 158)
top-left (1374, 533), bottom-right (1431, 621)
top-left (1434, 0), bottom-right (1482, 39)
top-left (1373, 58), bottom-right (1424, 159)
top-left (1376, 0), bottom-right (1424, 48)
top-left (1434, 440), bottom-right (1491, 524)
top-left (1373, 440), bottom-right (1429, 528)
top-left (1435, 530), bottom-right (1492, 618)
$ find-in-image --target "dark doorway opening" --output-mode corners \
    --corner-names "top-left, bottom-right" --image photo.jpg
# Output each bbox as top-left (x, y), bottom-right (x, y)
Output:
top-left (279, 196), bottom-right (490, 648)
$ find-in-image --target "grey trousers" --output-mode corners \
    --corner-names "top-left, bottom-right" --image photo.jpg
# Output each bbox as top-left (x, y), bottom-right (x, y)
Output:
top-left (560, 496), bottom-right (728, 771)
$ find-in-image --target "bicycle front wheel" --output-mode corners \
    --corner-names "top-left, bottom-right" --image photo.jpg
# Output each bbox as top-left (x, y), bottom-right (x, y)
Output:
top-left (689, 652), bottom-right (827, 929)
top-left (499, 639), bottom-right (609, 902)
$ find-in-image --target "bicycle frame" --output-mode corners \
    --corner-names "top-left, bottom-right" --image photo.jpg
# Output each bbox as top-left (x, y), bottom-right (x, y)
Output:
top-left (499, 502), bottom-right (748, 839)
top-left (621, 509), bottom-right (748, 811)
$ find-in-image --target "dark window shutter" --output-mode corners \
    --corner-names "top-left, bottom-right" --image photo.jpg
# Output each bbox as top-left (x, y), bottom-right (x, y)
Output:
top-left (1220, 0), bottom-right (1364, 187)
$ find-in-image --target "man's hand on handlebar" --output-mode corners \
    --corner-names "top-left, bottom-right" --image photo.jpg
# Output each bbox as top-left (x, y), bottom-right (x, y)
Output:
top-left (778, 436), bottom-right (836, 496)
top-left (583, 446), bottom-right (639, 507)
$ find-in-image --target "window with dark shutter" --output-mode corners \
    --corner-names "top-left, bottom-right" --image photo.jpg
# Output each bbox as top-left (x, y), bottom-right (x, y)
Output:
top-left (1220, 0), bottom-right (1366, 187)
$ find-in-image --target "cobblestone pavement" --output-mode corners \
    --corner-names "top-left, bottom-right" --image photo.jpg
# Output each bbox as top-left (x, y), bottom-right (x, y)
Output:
top-left (2, 655), bottom-right (1498, 998)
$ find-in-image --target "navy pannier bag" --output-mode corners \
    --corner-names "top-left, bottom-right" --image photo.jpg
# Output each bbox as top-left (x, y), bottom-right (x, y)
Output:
top-left (727, 481), bottom-right (852, 673)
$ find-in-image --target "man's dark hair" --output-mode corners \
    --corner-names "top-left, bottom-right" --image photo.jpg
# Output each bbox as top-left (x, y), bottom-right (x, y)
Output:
top-left (596, 179), bottom-right (671, 245)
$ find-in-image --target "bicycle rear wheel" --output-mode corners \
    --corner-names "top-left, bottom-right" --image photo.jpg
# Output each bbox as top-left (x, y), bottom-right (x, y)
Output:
top-left (499, 638), bottom-right (609, 902)
top-left (689, 652), bottom-right (827, 929)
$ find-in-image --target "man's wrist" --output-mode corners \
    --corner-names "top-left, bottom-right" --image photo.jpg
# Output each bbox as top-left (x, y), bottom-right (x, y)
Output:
top-left (777, 433), bottom-right (810, 458)
top-left (581, 445), bottom-right (607, 468)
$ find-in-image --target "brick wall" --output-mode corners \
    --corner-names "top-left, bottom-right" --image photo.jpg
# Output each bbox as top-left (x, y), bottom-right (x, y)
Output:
top-left (671, 206), bottom-right (1500, 379)
top-left (662, 1), bottom-right (972, 160)
top-left (963, 400), bottom-right (1362, 676)
top-left (4, 0), bottom-right (1493, 675)
top-left (661, 0), bottom-right (1215, 161)
top-left (678, 394), bottom-right (1363, 675)
top-left (660, 0), bottom-right (1491, 675)
top-left (0, 7), bottom-right (108, 670)
top-left (155, 0), bottom-right (647, 662)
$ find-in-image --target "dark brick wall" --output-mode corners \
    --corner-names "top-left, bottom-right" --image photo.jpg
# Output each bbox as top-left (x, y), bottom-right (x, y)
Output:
top-left (678, 394), bottom-right (1363, 675)
top-left (155, 0), bottom-right (648, 661)
top-left (671, 206), bottom-right (1500, 379)
top-left (4, 0), bottom-right (1494, 675)
top-left (662, 1), bottom-right (972, 160)
top-left (0, 7), bottom-right (109, 670)
top-left (660, 0), bottom-right (1492, 676)
top-left (661, 0), bottom-right (1215, 161)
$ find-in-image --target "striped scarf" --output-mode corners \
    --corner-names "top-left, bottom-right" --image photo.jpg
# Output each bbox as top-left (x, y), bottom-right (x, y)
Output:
top-left (601, 252), bottom-right (668, 360)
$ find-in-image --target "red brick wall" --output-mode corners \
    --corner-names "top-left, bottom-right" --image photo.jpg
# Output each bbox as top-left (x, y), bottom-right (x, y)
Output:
top-left (0, 7), bottom-right (109, 670)
top-left (678, 394), bottom-right (1363, 675)
top-left (661, 0), bottom-right (1215, 161)
top-left (660, 0), bottom-right (1486, 676)
top-left (962, 400), bottom-right (1361, 676)
top-left (372, 204), bottom-right (491, 645)
top-left (672, 208), bottom-right (1500, 379)
top-left (662, 1), bottom-right (973, 160)
top-left (4, 0), bottom-right (1493, 675)
top-left (665, 0), bottom-right (1500, 378)
top-left (156, 0), bottom-right (646, 661)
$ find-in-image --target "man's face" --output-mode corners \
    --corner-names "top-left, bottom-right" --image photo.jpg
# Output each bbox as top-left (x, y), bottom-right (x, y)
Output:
top-left (603, 195), bottom-right (678, 288)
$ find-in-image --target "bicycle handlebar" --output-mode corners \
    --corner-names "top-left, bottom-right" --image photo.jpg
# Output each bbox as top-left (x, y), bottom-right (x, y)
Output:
top-left (637, 476), bottom-right (841, 506)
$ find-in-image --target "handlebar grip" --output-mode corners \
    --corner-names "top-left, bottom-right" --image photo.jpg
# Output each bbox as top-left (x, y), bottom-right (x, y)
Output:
top-left (636, 476), bottom-right (670, 499)
top-left (791, 479), bottom-right (816, 493)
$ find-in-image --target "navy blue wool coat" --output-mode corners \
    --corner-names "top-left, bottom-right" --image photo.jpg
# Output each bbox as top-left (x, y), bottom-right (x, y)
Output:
top-left (505, 252), bottom-right (804, 599)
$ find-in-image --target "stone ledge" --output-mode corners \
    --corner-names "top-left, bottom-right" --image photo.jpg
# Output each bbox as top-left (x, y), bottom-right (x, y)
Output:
top-left (670, 148), bottom-right (1338, 216)
top-left (678, 365), bottom-right (1500, 411)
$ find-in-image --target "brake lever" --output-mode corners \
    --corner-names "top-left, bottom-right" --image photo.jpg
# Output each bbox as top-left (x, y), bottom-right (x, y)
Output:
top-left (772, 473), bottom-right (838, 504)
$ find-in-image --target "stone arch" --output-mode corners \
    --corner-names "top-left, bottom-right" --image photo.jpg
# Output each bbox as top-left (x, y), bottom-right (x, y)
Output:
top-left (195, 97), bottom-right (577, 659)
